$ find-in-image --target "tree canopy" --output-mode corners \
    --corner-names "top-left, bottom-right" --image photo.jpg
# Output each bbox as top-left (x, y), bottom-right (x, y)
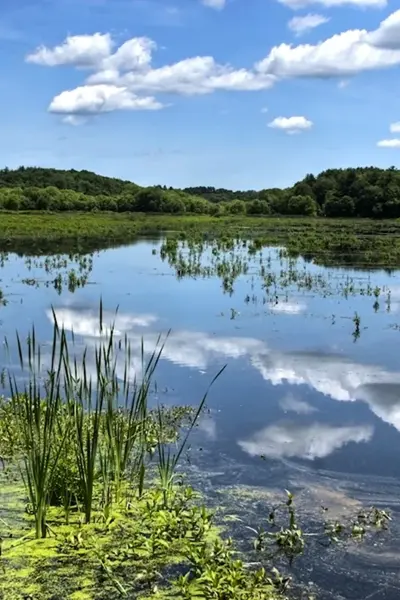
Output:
top-left (1, 165), bottom-right (400, 218)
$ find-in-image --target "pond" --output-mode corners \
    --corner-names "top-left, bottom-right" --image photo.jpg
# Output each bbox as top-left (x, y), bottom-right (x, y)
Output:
top-left (1, 236), bottom-right (400, 599)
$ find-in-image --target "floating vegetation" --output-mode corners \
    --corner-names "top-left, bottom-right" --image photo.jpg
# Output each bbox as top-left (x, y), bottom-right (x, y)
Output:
top-left (157, 238), bottom-right (399, 323)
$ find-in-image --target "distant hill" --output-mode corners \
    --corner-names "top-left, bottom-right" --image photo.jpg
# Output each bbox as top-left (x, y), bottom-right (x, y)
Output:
top-left (0, 166), bottom-right (139, 197)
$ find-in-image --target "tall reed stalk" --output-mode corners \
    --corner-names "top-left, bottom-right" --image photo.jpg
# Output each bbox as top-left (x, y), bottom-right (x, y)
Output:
top-left (5, 301), bottom-right (224, 536)
top-left (6, 316), bottom-right (69, 538)
top-left (156, 366), bottom-right (225, 508)
top-left (104, 334), bottom-right (166, 501)
top-left (62, 303), bottom-right (118, 524)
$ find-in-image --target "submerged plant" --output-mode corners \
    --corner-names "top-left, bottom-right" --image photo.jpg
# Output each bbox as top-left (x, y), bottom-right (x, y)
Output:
top-left (353, 311), bottom-right (361, 340)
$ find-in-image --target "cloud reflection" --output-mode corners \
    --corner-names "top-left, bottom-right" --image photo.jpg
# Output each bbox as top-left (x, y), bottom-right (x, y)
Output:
top-left (46, 306), bottom-right (400, 433)
top-left (269, 300), bottom-right (306, 314)
top-left (280, 393), bottom-right (317, 414)
top-left (238, 422), bottom-right (374, 460)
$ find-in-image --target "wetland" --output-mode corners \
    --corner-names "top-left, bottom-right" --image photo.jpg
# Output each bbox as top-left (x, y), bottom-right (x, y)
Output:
top-left (1, 217), bottom-right (400, 599)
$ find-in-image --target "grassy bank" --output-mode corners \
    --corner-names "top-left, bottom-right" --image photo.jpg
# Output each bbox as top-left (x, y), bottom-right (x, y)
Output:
top-left (2, 212), bottom-right (400, 266)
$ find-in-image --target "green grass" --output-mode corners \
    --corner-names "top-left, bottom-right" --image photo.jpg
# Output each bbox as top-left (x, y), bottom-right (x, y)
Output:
top-left (3, 212), bottom-right (400, 265)
top-left (2, 211), bottom-right (400, 242)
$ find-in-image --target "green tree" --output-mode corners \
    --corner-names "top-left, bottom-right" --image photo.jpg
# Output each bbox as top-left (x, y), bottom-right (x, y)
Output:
top-left (246, 199), bottom-right (271, 215)
top-left (288, 195), bottom-right (318, 216)
top-left (323, 194), bottom-right (355, 217)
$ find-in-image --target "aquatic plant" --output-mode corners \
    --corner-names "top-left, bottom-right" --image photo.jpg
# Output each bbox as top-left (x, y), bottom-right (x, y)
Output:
top-left (5, 319), bottom-right (70, 538)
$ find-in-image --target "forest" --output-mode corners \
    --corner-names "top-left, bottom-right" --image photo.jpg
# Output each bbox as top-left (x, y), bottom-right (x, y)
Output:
top-left (0, 165), bottom-right (400, 218)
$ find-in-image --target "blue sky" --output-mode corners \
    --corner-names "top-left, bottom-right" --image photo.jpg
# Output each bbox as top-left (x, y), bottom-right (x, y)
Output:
top-left (2, 0), bottom-right (400, 189)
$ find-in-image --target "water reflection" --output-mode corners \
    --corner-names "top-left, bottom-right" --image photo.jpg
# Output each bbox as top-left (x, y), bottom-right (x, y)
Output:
top-left (46, 305), bottom-right (400, 438)
top-left (238, 421), bottom-right (374, 460)
top-left (279, 393), bottom-right (318, 415)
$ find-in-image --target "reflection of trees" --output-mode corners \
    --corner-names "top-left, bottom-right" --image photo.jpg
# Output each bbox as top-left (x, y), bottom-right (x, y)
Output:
top-left (3, 237), bottom-right (154, 257)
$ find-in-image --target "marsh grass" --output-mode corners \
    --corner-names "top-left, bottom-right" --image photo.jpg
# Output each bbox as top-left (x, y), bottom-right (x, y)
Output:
top-left (5, 316), bottom-right (70, 538)
top-left (1, 302), bottom-right (223, 541)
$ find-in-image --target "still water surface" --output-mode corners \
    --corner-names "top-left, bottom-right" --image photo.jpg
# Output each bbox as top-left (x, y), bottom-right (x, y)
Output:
top-left (1, 238), bottom-right (400, 598)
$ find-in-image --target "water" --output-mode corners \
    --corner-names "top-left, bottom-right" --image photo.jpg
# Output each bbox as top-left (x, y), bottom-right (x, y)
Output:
top-left (2, 238), bottom-right (400, 598)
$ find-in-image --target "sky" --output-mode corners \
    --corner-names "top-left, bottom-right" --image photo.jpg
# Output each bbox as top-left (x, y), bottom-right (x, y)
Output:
top-left (2, 0), bottom-right (400, 189)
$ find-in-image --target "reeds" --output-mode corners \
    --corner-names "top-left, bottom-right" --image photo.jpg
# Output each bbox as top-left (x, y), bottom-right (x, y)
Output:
top-left (3, 303), bottom-right (223, 538)
top-left (6, 315), bottom-right (70, 538)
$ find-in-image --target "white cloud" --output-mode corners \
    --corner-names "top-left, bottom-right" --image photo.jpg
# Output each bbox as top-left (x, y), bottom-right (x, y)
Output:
top-left (256, 12), bottom-right (400, 79)
top-left (49, 84), bottom-right (164, 116)
top-left (101, 37), bottom-right (156, 72)
top-left (279, 0), bottom-right (386, 8)
top-left (377, 139), bottom-right (400, 148)
top-left (89, 56), bottom-right (275, 95)
top-left (238, 422), bottom-right (373, 460)
top-left (202, 0), bottom-right (226, 8)
top-left (27, 10), bottom-right (400, 121)
top-left (367, 9), bottom-right (400, 50)
top-left (288, 14), bottom-right (330, 35)
top-left (268, 116), bottom-right (313, 134)
top-left (280, 393), bottom-right (318, 414)
top-left (27, 32), bottom-right (276, 120)
top-left (390, 121), bottom-right (400, 133)
top-left (62, 115), bottom-right (87, 126)
top-left (26, 33), bottom-right (113, 68)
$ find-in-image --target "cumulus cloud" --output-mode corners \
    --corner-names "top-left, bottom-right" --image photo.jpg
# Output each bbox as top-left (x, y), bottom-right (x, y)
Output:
top-left (390, 122), bottom-right (400, 133)
top-left (367, 10), bottom-right (400, 50)
top-left (377, 139), bottom-right (400, 148)
top-left (288, 14), bottom-right (330, 35)
top-left (27, 32), bottom-right (276, 118)
top-left (89, 56), bottom-right (275, 95)
top-left (49, 84), bottom-right (164, 115)
top-left (238, 422), bottom-right (373, 460)
top-left (202, 0), bottom-right (226, 8)
top-left (25, 10), bottom-right (400, 121)
top-left (279, 0), bottom-right (386, 8)
top-left (268, 116), bottom-right (313, 134)
top-left (26, 33), bottom-right (114, 68)
top-left (256, 11), bottom-right (400, 79)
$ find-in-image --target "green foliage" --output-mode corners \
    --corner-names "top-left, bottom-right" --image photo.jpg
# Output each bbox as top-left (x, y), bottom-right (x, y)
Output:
top-left (174, 537), bottom-right (287, 600)
top-left (246, 490), bottom-right (390, 566)
top-left (3, 164), bottom-right (400, 218)
top-left (287, 195), bottom-right (318, 217)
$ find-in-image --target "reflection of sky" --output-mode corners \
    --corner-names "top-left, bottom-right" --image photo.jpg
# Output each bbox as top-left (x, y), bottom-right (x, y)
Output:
top-left (2, 241), bottom-right (400, 479)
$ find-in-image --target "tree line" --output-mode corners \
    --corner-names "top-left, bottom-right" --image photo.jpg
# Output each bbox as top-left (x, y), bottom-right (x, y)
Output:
top-left (1, 165), bottom-right (400, 217)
